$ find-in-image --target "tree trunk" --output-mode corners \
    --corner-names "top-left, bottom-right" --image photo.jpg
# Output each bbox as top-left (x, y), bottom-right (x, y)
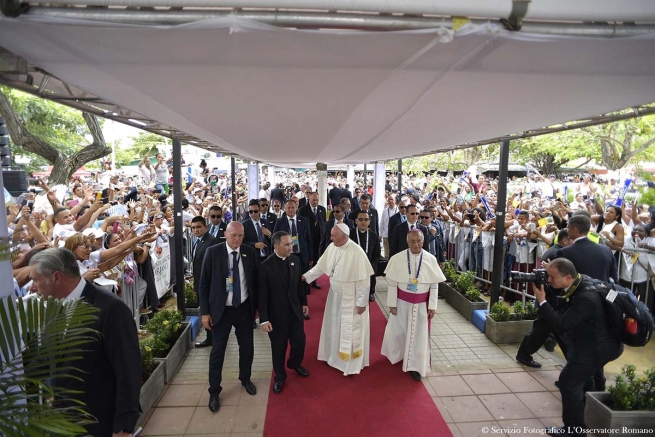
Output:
top-left (0, 90), bottom-right (110, 185)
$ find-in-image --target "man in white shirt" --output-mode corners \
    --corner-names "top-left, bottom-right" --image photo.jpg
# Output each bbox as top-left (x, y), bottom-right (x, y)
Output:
top-left (379, 194), bottom-right (399, 258)
top-left (138, 155), bottom-right (155, 186)
top-left (258, 181), bottom-right (271, 201)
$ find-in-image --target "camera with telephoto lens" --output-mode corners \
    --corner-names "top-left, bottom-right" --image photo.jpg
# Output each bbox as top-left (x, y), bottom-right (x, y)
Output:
top-left (510, 269), bottom-right (548, 288)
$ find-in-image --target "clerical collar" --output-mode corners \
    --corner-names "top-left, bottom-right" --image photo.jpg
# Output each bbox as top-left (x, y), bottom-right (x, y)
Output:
top-left (358, 229), bottom-right (367, 233)
top-left (274, 251), bottom-right (286, 260)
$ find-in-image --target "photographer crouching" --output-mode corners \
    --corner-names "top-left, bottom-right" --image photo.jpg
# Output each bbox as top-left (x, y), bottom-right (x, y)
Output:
top-left (533, 258), bottom-right (623, 437)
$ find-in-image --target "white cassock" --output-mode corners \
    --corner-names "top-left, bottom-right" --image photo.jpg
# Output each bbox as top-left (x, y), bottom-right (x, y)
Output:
top-left (381, 249), bottom-right (445, 377)
top-left (304, 239), bottom-right (374, 375)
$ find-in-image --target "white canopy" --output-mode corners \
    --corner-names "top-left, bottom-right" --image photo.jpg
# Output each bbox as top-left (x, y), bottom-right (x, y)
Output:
top-left (1, 15), bottom-right (654, 166)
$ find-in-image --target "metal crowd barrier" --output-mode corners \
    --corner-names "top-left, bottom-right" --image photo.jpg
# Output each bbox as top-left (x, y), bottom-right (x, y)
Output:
top-left (437, 219), bottom-right (654, 308)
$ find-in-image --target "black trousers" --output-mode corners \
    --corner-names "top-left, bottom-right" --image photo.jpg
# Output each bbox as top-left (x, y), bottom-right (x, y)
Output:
top-left (268, 307), bottom-right (306, 383)
top-left (370, 275), bottom-right (376, 296)
top-left (517, 316), bottom-right (568, 360)
top-left (560, 361), bottom-right (605, 435)
top-left (208, 299), bottom-right (254, 395)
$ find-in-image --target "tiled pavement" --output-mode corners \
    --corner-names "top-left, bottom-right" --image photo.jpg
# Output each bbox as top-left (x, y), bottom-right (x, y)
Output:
top-left (140, 277), bottom-right (586, 437)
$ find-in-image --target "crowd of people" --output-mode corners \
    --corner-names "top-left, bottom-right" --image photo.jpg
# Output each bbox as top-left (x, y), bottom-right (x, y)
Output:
top-left (5, 152), bottom-right (655, 436)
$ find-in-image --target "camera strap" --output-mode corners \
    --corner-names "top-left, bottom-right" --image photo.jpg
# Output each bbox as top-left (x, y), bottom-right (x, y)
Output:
top-left (561, 274), bottom-right (582, 299)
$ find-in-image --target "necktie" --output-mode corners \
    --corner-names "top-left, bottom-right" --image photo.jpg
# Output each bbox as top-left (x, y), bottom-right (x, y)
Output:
top-left (313, 207), bottom-right (317, 216)
top-left (430, 231), bottom-right (436, 255)
top-left (401, 215), bottom-right (406, 223)
top-left (255, 222), bottom-right (265, 255)
top-left (410, 224), bottom-right (415, 231)
top-left (209, 224), bottom-right (215, 236)
top-left (290, 219), bottom-right (299, 253)
top-left (232, 251), bottom-right (241, 307)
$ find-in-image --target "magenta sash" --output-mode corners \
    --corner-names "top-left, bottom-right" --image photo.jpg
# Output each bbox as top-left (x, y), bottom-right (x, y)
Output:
top-left (397, 288), bottom-right (429, 304)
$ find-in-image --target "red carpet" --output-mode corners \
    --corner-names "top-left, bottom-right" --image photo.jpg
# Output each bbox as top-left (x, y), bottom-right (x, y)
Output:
top-left (263, 275), bottom-right (452, 437)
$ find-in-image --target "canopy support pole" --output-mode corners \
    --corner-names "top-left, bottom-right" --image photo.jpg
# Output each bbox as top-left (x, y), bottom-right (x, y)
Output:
top-left (373, 161), bottom-right (385, 214)
top-left (248, 161), bottom-right (259, 203)
top-left (231, 156), bottom-right (237, 221)
top-left (490, 140), bottom-right (510, 307)
top-left (172, 138), bottom-right (185, 316)
top-left (397, 159), bottom-right (402, 193)
top-left (317, 162), bottom-right (327, 209)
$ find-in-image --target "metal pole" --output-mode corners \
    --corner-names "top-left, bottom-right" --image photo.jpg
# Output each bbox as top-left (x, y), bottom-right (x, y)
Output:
top-left (231, 156), bottom-right (237, 221)
top-left (363, 163), bottom-right (367, 191)
top-left (397, 159), bottom-right (402, 193)
top-left (172, 139), bottom-right (185, 316)
top-left (490, 140), bottom-right (510, 307)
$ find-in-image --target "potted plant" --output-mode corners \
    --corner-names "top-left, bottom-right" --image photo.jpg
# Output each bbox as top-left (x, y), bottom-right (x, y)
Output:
top-left (0, 296), bottom-right (98, 436)
top-left (440, 268), bottom-right (488, 321)
top-left (143, 310), bottom-right (191, 383)
top-left (585, 364), bottom-right (655, 436)
top-left (137, 339), bottom-right (165, 425)
top-left (485, 301), bottom-right (535, 344)
top-left (184, 280), bottom-right (199, 316)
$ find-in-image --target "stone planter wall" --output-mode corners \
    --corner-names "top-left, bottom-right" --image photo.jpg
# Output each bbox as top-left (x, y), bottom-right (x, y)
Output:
top-left (138, 361), bottom-right (165, 426)
top-left (186, 307), bottom-right (200, 317)
top-left (155, 322), bottom-right (192, 383)
top-left (441, 282), bottom-right (488, 321)
top-left (585, 391), bottom-right (655, 436)
top-left (484, 315), bottom-right (534, 344)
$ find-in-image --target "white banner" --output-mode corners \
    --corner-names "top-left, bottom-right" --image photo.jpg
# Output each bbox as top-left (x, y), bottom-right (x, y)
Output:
top-left (151, 243), bottom-right (171, 298)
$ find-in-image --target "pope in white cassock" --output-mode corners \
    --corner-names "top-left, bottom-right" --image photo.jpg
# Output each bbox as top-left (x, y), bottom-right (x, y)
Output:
top-left (303, 223), bottom-right (375, 375)
top-left (382, 229), bottom-right (445, 381)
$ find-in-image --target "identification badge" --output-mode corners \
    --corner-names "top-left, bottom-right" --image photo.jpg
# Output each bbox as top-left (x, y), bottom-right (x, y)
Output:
top-left (226, 277), bottom-right (233, 293)
top-left (292, 235), bottom-right (299, 246)
top-left (411, 278), bottom-right (419, 285)
top-left (606, 288), bottom-right (618, 303)
top-left (407, 282), bottom-right (418, 292)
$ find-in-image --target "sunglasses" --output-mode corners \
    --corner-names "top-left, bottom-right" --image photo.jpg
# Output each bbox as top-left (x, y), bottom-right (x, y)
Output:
top-left (261, 204), bottom-right (269, 207)
top-left (210, 214), bottom-right (222, 218)
top-left (333, 210), bottom-right (344, 213)
top-left (399, 206), bottom-right (407, 209)
top-left (420, 216), bottom-right (431, 219)
top-left (408, 212), bottom-right (419, 215)
top-left (273, 205), bottom-right (281, 208)
top-left (249, 210), bottom-right (260, 214)
top-left (356, 218), bottom-right (370, 221)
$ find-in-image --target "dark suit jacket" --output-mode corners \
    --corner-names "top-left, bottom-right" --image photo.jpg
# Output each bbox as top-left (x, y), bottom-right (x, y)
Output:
top-left (298, 197), bottom-right (308, 208)
top-left (538, 275), bottom-right (623, 365)
top-left (390, 221), bottom-right (430, 257)
top-left (207, 220), bottom-right (227, 242)
top-left (328, 187), bottom-right (342, 208)
top-left (199, 243), bottom-right (259, 324)
top-left (349, 228), bottom-right (381, 270)
top-left (320, 217), bottom-right (355, 256)
top-left (298, 203), bottom-right (327, 249)
top-left (258, 253), bottom-right (307, 326)
top-left (242, 217), bottom-right (272, 257)
top-left (193, 232), bottom-right (219, 293)
top-left (348, 208), bottom-right (379, 236)
top-left (388, 211), bottom-right (406, 239)
top-left (555, 237), bottom-right (618, 282)
top-left (272, 214), bottom-right (314, 268)
top-left (263, 211), bottom-right (277, 231)
top-left (270, 187), bottom-right (286, 204)
top-left (62, 282), bottom-right (141, 436)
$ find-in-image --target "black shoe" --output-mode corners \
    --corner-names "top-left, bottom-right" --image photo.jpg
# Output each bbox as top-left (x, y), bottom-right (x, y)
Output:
top-left (304, 314), bottom-right (311, 320)
top-left (306, 288), bottom-right (311, 295)
top-left (242, 380), bottom-right (257, 396)
top-left (291, 365), bottom-right (310, 377)
top-left (410, 371), bottom-right (421, 381)
top-left (516, 355), bottom-right (542, 368)
top-left (554, 380), bottom-right (560, 389)
top-left (311, 282), bottom-right (322, 289)
top-left (273, 381), bottom-right (284, 394)
top-left (544, 340), bottom-right (556, 352)
top-left (208, 393), bottom-right (220, 412)
top-left (369, 294), bottom-right (375, 302)
top-left (195, 339), bottom-right (212, 348)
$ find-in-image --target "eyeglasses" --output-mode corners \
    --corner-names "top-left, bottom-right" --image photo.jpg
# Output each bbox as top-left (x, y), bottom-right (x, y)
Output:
top-left (76, 244), bottom-right (92, 250)
top-left (408, 212), bottom-right (419, 216)
top-left (154, 215), bottom-right (164, 219)
top-left (210, 214), bottom-right (222, 218)
top-left (399, 206), bottom-right (407, 209)
top-left (249, 210), bottom-right (260, 214)
top-left (420, 216), bottom-right (431, 219)
top-left (357, 218), bottom-right (370, 221)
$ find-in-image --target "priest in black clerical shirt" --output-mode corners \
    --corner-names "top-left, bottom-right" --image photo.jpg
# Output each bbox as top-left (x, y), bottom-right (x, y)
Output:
top-left (350, 210), bottom-right (381, 302)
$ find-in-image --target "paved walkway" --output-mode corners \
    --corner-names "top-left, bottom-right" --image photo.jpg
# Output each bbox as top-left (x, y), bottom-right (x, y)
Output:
top-left (140, 277), bottom-right (592, 437)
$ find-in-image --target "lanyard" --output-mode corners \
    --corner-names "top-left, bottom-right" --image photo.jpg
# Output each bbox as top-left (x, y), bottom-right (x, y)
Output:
top-left (406, 249), bottom-right (423, 281)
top-left (356, 230), bottom-right (369, 253)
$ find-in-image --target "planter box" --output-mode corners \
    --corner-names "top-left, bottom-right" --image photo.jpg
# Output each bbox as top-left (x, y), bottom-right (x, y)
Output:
top-left (585, 391), bottom-right (655, 436)
top-left (155, 322), bottom-right (192, 383)
top-left (186, 307), bottom-right (200, 317)
top-left (138, 361), bottom-right (165, 426)
top-left (485, 315), bottom-right (534, 344)
top-left (441, 282), bottom-right (488, 321)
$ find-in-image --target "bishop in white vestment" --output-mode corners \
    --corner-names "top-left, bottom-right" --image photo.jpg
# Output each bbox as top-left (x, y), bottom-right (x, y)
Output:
top-left (303, 223), bottom-right (374, 375)
top-left (382, 229), bottom-right (445, 380)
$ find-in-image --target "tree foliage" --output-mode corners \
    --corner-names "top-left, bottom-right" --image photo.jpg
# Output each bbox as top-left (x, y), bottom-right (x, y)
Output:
top-left (0, 87), bottom-right (110, 184)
